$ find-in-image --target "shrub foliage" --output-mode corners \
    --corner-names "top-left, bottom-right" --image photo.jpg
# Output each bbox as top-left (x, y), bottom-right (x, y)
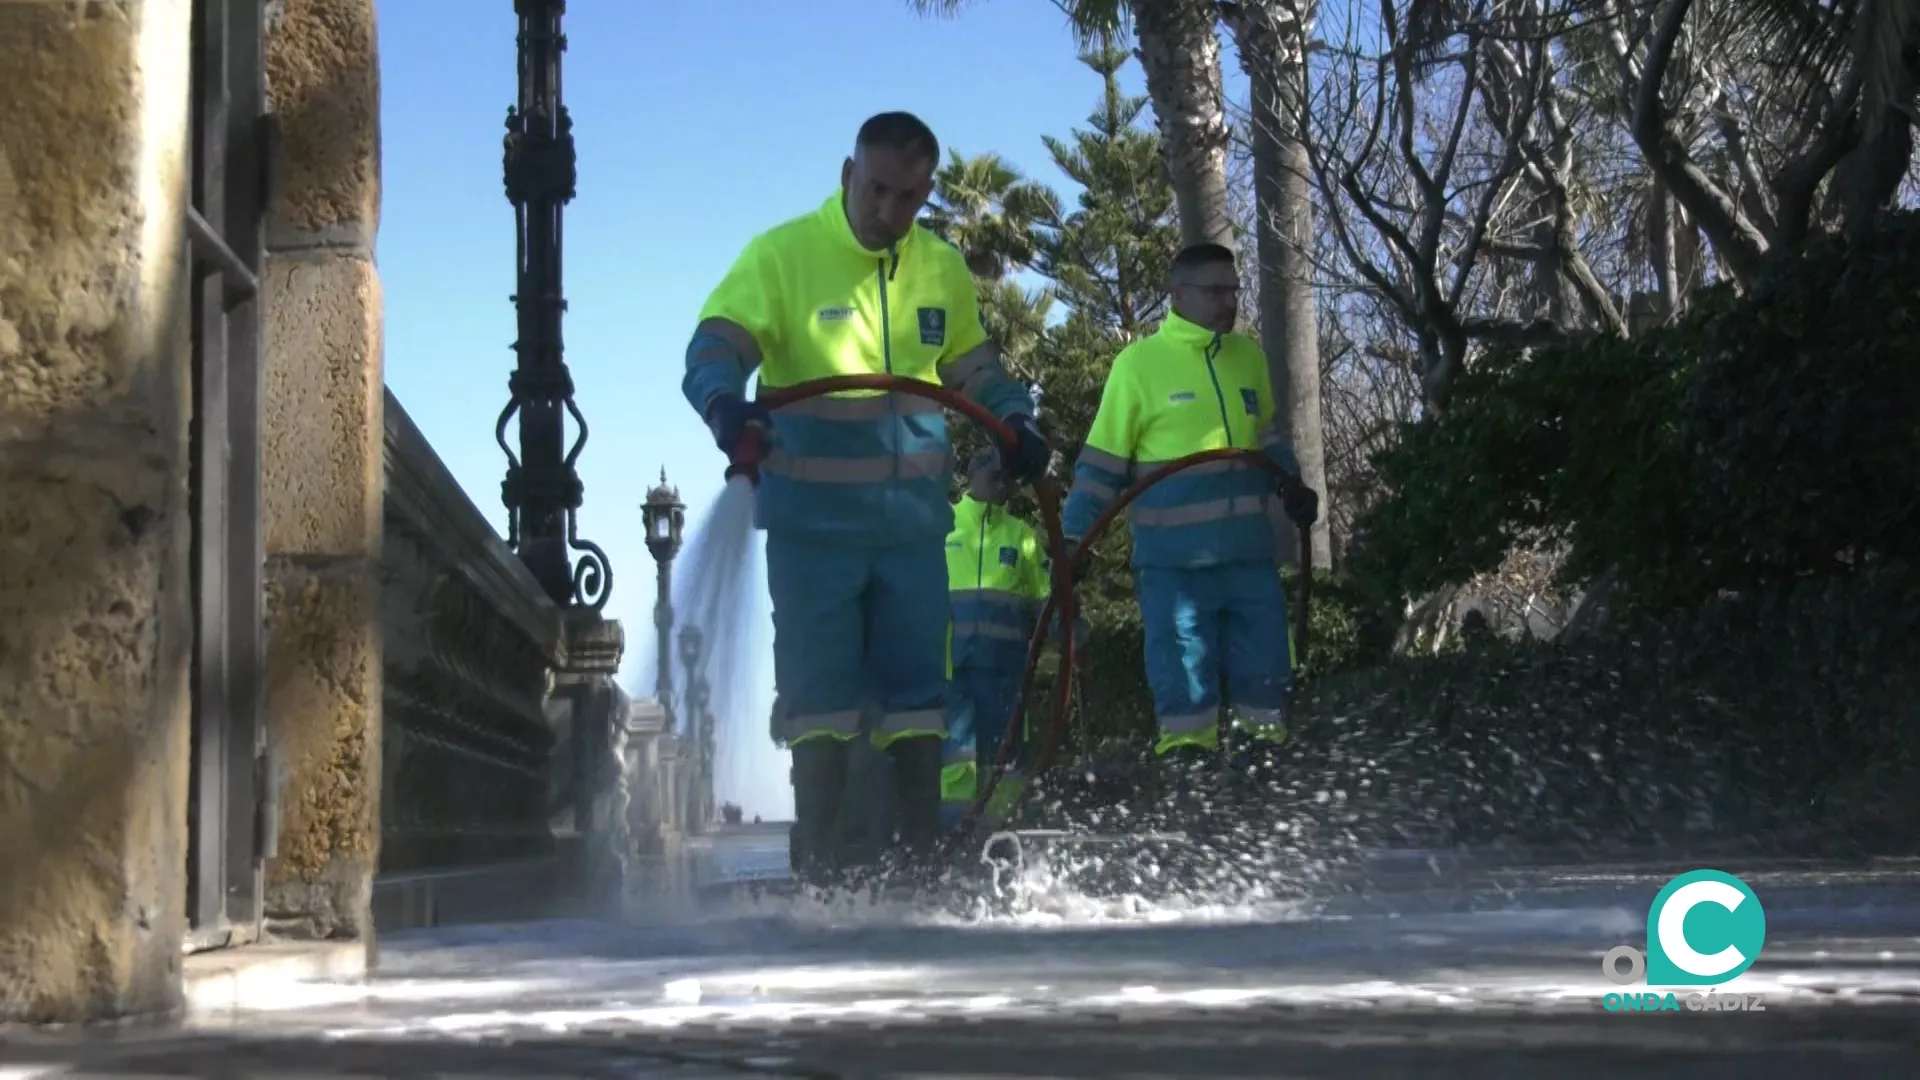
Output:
top-left (1350, 212), bottom-right (1920, 613)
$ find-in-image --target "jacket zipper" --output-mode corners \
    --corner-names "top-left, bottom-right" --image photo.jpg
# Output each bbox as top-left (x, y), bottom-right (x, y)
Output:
top-left (1202, 334), bottom-right (1235, 446)
top-left (975, 504), bottom-right (989, 589)
top-left (957, 502), bottom-right (989, 666)
top-left (878, 253), bottom-right (898, 480)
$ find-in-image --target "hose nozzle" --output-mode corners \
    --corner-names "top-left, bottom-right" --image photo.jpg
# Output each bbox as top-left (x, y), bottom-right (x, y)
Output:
top-left (723, 420), bottom-right (770, 485)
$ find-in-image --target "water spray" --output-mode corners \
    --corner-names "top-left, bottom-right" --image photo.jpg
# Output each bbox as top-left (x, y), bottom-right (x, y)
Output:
top-left (716, 374), bottom-right (1315, 863)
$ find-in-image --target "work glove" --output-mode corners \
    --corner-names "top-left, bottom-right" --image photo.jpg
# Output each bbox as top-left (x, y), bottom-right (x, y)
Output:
top-left (1282, 483), bottom-right (1320, 528)
top-left (998, 415), bottom-right (1051, 485)
top-left (705, 394), bottom-right (771, 459)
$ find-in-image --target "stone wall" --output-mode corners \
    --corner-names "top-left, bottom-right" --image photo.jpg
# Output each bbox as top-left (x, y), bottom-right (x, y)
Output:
top-left (0, 0), bottom-right (197, 1023)
top-left (257, 0), bottom-right (385, 942)
top-left (0, 0), bottom-right (633, 1018)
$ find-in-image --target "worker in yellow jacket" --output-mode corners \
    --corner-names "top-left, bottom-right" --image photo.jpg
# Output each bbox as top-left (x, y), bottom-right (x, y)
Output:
top-left (1060, 242), bottom-right (1319, 782)
top-left (683, 113), bottom-right (1050, 878)
top-left (941, 448), bottom-right (1056, 829)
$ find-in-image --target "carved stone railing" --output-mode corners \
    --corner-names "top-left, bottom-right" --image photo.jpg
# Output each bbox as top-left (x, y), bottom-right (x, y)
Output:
top-left (381, 390), bottom-right (568, 875)
top-left (376, 391), bottom-right (627, 929)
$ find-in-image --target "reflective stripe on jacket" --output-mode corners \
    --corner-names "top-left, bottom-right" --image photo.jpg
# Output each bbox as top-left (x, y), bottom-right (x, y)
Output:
top-left (684, 191), bottom-right (1033, 546)
top-left (1062, 312), bottom-right (1300, 568)
top-left (946, 495), bottom-right (1049, 671)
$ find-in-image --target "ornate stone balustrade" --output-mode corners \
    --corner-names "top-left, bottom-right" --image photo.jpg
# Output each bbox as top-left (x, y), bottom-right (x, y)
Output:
top-left (374, 391), bottom-right (626, 929)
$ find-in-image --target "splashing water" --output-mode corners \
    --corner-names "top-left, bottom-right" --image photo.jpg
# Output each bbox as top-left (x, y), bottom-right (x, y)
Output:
top-left (635, 478), bottom-right (1796, 925)
top-left (642, 478), bottom-right (790, 822)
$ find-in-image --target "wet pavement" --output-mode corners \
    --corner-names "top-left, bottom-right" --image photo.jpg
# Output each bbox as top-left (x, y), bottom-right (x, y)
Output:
top-left (7, 831), bottom-right (1920, 1077)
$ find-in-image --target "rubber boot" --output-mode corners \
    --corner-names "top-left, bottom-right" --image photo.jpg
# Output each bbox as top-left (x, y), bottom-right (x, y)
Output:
top-left (888, 735), bottom-right (946, 858)
top-left (790, 737), bottom-right (850, 885)
top-left (838, 739), bottom-right (893, 872)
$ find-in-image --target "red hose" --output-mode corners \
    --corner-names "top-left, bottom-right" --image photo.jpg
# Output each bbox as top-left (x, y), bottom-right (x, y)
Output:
top-left (746, 374), bottom-right (1313, 855)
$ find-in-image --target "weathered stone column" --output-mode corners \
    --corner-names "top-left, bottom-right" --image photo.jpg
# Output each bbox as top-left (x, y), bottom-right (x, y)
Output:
top-left (0, 0), bottom-right (195, 1021)
top-left (554, 613), bottom-right (628, 911)
top-left (258, 0), bottom-right (384, 940)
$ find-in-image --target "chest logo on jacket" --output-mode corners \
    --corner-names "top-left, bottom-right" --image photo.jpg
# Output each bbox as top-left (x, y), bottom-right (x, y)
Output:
top-left (918, 307), bottom-right (946, 346)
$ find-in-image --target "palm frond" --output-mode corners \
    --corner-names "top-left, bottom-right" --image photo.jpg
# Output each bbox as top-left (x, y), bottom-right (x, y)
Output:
top-left (904, 0), bottom-right (975, 16)
top-left (1852, 0), bottom-right (1920, 132)
top-left (1712, 0), bottom-right (1919, 127)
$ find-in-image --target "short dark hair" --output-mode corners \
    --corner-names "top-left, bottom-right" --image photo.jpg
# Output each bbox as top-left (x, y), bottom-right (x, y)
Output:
top-left (1170, 242), bottom-right (1237, 280)
top-left (856, 111), bottom-right (941, 166)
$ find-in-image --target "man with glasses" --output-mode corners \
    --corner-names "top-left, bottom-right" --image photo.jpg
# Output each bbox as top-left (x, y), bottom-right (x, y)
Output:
top-left (1059, 242), bottom-right (1320, 793)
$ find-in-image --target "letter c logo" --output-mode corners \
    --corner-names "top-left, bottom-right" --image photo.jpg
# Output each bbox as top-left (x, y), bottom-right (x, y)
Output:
top-left (1645, 870), bottom-right (1767, 987)
top-left (1657, 879), bottom-right (1749, 978)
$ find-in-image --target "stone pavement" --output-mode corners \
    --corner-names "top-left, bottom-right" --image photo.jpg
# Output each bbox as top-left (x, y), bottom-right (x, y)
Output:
top-left (10, 850), bottom-right (1920, 1077)
top-left (7, 1002), bottom-right (1920, 1078)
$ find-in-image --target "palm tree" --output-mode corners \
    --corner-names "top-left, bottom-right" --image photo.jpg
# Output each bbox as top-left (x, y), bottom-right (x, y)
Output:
top-left (921, 150), bottom-right (1050, 278)
top-left (921, 149), bottom-right (1060, 364)
top-left (1738, 0), bottom-right (1918, 137)
top-left (1217, 0), bottom-right (1329, 567)
top-left (1449, 0), bottom-right (1916, 285)
top-left (1663, 0), bottom-right (1918, 242)
top-left (906, 0), bottom-right (1240, 250)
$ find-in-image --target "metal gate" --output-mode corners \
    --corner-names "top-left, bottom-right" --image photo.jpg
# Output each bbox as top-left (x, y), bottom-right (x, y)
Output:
top-left (184, 0), bottom-right (276, 952)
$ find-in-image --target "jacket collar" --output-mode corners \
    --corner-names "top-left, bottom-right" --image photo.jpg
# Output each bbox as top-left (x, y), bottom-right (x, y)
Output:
top-left (955, 493), bottom-right (998, 527)
top-left (818, 190), bottom-right (915, 261)
top-left (1158, 309), bottom-right (1227, 352)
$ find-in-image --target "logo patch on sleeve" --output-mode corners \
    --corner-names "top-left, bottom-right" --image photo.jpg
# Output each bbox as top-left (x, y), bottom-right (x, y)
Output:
top-left (1240, 388), bottom-right (1260, 416)
top-left (918, 307), bottom-right (947, 346)
top-left (998, 545), bottom-right (1018, 568)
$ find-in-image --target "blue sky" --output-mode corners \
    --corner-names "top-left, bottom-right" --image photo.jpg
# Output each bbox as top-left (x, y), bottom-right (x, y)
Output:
top-left (377, 0), bottom-right (1181, 818)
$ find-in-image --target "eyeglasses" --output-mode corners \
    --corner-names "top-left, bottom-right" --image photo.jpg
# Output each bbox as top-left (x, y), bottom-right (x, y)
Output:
top-left (1175, 282), bottom-right (1240, 298)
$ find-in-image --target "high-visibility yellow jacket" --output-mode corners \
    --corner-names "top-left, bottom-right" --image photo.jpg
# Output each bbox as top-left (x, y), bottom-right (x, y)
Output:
top-left (685, 191), bottom-right (1034, 545)
top-left (946, 494), bottom-right (1050, 672)
top-left (1062, 312), bottom-right (1299, 568)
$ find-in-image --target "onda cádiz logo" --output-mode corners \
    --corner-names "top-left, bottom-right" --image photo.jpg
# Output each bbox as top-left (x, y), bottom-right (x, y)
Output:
top-left (1601, 869), bottom-right (1768, 1013)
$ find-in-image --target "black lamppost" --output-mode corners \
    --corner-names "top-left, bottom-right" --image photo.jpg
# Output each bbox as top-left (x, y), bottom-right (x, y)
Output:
top-left (641, 469), bottom-right (685, 718)
top-left (496, 0), bottom-right (611, 610)
top-left (678, 624), bottom-right (712, 830)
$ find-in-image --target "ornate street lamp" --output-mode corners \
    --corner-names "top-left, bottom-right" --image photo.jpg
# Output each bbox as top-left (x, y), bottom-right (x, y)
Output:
top-left (496, 0), bottom-right (611, 610)
top-left (642, 468), bottom-right (685, 565)
top-left (641, 469), bottom-right (685, 720)
top-left (678, 624), bottom-right (712, 830)
top-left (677, 624), bottom-right (705, 731)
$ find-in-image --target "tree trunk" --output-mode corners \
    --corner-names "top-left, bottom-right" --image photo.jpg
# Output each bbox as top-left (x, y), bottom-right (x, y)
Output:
top-left (1650, 178), bottom-right (1680, 321)
top-left (1832, 104), bottom-right (1915, 234)
top-left (1221, 0), bottom-right (1329, 568)
top-left (1132, 0), bottom-right (1237, 249)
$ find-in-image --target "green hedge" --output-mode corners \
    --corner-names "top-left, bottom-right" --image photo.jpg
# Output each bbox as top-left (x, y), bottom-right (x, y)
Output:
top-left (1011, 217), bottom-right (1920, 856)
top-left (1349, 212), bottom-right (1920, 613)
top-left (1276, 562), bottom-right (1920, 852)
